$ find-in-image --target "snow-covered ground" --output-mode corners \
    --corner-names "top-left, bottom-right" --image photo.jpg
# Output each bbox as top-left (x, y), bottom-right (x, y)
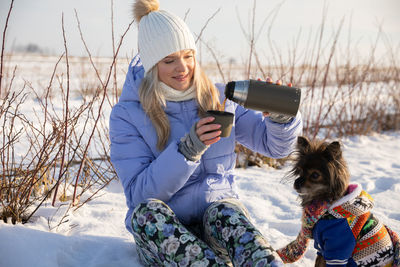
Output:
top-left (1, 131), bottom-right (399, 267)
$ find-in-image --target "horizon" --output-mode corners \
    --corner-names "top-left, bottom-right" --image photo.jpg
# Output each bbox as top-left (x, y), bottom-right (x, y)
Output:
top-left (1, 0), bottom-right (399, 64)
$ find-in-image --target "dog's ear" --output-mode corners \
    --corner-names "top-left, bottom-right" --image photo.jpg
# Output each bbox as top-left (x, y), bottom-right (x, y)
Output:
top-left (325, 141), bottom-right (342, 159)
top-left (297, 136), bottom-right (310, 151)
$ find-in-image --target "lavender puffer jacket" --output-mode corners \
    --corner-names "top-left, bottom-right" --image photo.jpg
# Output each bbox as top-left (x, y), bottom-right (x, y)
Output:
top-left (109, 55), bottom-right (302, 234)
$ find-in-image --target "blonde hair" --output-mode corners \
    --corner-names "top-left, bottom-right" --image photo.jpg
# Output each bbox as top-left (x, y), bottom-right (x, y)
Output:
top-left (139, 56), bottom-right (221, 151)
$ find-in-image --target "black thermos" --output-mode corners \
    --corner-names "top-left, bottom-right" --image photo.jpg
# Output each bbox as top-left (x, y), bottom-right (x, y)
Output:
top-left (224, 79), bottom-right (301, 116)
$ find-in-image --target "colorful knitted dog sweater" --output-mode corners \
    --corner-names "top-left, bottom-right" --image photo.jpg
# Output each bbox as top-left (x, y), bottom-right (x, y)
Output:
top-left (277, 184), bottom-right (399, 266)
top-left (276, 199), bottom-right (329, 263)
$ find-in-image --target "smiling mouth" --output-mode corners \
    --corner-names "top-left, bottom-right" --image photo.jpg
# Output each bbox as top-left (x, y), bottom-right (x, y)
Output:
top-left (173, 74), bottom-right (189, 82)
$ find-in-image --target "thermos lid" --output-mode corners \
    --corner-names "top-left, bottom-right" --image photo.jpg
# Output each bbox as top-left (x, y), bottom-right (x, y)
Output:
top-left (224, 81), bottom-right (236, 100)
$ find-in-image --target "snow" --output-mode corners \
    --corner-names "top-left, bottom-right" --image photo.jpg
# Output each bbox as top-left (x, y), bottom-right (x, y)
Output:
top-left (1, 131), bottom-right (399, 267)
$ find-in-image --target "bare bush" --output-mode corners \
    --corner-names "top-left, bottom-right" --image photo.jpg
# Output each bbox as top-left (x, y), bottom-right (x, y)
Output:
top-left (201, 0), bottom-right (399, 168)
top-left (0, 1), bottom-right (134, 224)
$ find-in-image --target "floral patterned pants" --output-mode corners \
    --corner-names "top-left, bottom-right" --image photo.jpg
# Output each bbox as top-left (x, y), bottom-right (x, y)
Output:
top-left (131, 198), bottom-right (283, 267)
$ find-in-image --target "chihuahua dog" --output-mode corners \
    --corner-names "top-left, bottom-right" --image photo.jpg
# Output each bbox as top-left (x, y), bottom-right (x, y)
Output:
top-left (292, 136), bottom-right (350, 207)
top-left (277, 136), bottom-right (399, 267)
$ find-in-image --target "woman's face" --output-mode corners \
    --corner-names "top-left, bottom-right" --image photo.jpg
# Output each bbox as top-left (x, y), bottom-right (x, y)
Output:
top-left (157, 50), bottom-right (195, 91)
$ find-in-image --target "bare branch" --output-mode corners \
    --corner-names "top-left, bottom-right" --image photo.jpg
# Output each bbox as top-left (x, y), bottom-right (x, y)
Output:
top-left (0, 0), bottom-right (15, 97)
top-left (52, 13), bottom-right (70, 206)
top-left (195, 8), bottom-right (221, 44)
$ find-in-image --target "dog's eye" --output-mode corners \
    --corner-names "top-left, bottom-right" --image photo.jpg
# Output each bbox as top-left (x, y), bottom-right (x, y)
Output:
top-left (310, 171), bottom-right (320, 180)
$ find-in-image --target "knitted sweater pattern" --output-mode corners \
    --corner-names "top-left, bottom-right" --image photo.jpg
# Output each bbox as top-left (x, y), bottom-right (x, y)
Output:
top-left (277, 184), bottom-right (399, 266)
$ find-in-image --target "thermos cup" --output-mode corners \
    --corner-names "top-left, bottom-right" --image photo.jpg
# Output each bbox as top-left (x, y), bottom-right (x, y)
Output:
top-left (224, 79), bottom-right (301, 116)
top-left (205, 110), bottom-right (234, 137)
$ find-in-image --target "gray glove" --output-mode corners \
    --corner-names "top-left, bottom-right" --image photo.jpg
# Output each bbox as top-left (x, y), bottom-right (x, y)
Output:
top-left (178, 123), bottom-right (209, 161)
top-left (268, 113), bottom-right (293, 124)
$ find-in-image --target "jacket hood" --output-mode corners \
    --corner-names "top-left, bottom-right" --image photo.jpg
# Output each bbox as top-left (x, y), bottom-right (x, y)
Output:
top-left (119, 54), bottom-right (145, 103)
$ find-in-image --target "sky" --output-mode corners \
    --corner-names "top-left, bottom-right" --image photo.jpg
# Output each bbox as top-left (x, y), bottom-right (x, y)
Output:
top-left (1, 0), bottom-right (400, 63)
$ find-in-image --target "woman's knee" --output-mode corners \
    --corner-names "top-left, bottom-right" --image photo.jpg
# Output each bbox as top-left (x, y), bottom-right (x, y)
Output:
top-left (132, 198), bottom-right (175, 232)
top-left (133, 198), bottom-right (174, 216)
top-left (204, 198), bottom-right (250, 224)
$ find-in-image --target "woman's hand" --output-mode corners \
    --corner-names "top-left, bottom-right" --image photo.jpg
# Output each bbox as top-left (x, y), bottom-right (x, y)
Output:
top-left (196, 117), bottom-right (221, 145)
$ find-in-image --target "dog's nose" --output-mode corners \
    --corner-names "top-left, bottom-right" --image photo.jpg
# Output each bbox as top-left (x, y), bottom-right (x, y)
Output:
top-left (294, 177), bottom-right (304, 190)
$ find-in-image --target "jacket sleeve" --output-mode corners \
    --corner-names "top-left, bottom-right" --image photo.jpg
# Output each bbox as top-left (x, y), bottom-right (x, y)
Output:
top-left (234, 103), bottom-right (303, 159)
top-left (109, 104), bottom-right (200, 209)
top-left (313, 219), bottom-right (356, 267)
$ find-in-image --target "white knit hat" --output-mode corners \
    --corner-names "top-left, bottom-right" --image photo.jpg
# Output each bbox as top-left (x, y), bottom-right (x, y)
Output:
top-left (133, 0), bottom-right (197, 73)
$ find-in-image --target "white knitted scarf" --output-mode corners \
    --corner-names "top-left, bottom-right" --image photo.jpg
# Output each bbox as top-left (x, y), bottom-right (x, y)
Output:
top-left (159, 82), bottom-right (196, 102)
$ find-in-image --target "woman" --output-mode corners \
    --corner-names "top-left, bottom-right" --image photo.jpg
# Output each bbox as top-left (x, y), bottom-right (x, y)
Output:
top-left (109, 0), bottom-right (302, 266)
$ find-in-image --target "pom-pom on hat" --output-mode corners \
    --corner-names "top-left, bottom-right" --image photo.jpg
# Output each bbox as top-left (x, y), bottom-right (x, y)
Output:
top-left (133, 0), bottom-right (197, 73)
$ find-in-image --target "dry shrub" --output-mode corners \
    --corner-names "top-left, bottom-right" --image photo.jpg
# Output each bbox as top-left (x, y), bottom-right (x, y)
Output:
top-left (201, 1), bottom-right (399, 168)
top-left (0, 0), bottom-right (134, 224)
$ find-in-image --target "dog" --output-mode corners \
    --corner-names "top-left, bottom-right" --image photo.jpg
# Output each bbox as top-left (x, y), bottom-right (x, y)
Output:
top-left (277, 136), bottom-right (399, 267)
